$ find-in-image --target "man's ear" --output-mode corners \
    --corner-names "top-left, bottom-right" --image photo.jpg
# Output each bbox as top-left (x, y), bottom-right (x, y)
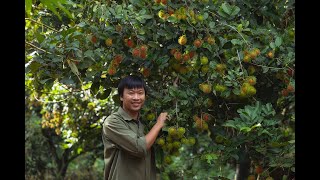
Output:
top-left (120, 96), bottom-right (123, 101)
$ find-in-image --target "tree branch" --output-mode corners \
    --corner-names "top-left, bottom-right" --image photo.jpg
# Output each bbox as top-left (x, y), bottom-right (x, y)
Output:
top-left (219, 22), bottom-right (250, 46)
top-left (25, 41), bottom-right (52, 54)
top-left (249, 62), bottom-right (287, 70)
top-left (25, 18), bottom-right (59, 32)
top-left (41, 128), bottom-right (60, 166)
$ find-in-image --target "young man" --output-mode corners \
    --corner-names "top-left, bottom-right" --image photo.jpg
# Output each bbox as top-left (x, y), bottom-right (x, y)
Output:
top-left (102, 75), bottom-right (168, 180)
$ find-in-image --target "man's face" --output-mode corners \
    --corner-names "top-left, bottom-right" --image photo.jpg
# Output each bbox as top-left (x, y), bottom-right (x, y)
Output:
top-left (121, 87), bottom-right (146, 113)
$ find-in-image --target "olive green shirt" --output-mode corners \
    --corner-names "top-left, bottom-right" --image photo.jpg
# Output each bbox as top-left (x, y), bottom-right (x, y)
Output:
top-left (102, 107), bottom-right (156, 180)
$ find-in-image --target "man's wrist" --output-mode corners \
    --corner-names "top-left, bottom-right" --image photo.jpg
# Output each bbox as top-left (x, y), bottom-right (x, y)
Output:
top-left (155, 121), bottom-right (164, 129)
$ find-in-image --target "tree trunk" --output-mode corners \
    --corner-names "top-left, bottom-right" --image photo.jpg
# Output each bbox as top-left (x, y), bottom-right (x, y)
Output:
top-left (235, 147), bottom-right (250, 180)
top-left (42, 128), bottom-right (71, 180)
top-left (56, 161), bottom-right (69, 180)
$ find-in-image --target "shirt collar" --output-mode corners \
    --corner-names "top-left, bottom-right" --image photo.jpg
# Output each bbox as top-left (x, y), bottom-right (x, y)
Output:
top-left (118, 107), bottom-right (139, 121)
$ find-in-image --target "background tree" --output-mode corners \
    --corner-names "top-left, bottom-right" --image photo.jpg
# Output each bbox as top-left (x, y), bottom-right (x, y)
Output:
top-left (25, 0), bottom-right (295, 179)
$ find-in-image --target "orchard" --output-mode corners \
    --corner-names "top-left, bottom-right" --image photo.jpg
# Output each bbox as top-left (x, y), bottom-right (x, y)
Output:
top-left (25, 0), bottom-right (295, 179)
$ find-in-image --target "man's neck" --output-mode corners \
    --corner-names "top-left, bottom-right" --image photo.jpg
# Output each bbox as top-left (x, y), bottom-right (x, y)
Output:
top-left (123, 107), bottom-right (139, 120)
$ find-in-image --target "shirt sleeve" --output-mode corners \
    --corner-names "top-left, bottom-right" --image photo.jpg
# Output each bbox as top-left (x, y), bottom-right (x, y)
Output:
top-left (103, 116), bottom-right (147, 158)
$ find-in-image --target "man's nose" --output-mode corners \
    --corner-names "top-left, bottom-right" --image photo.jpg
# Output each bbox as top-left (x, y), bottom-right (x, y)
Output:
top-left (133, 93), bottom-right (139, 99)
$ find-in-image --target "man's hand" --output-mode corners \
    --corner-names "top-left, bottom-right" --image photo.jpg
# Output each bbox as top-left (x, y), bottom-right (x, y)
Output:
top-left (145, 112), bottom-right (168, 150)
top-left (157, 112), bottom-right (168, 128)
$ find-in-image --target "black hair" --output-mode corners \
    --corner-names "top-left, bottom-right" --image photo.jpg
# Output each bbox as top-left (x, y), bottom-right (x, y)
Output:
top-left (117, 75), bottom-right (147, 97)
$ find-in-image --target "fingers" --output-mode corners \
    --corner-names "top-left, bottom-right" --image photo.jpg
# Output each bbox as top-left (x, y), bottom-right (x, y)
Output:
top-left (163, 112), bottom-right (170, 121)
top-left (159, 112), bottom-right (168, 121)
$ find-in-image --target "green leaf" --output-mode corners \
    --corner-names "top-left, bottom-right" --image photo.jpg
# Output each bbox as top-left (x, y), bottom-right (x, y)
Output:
top-left (78, 22), bottom-right (86, 27)
top-left (209, 22), bottom-right (215, 29)
top-left (162, 95), bottom-right (171, 103)
top-left (40, 78), bottom-right (52, 84)
top-left (220, 2), bottom-right (240, 17)
top-left (167, 16), bottom-right (178, 23)
top-left (52, 57), bottom-right (63, 62)
top-left (71, 41), bottom-right (80, 48)
top-left (240, 127), bottom-right (251, 132)
top-left (217, 9), bottom-right (229, 18)
top-left (67, 59), bottom-right (80, 76)
top-left (157, 29), bottom-right (166, 36)
top-left (62, 143), bottom-right (70, 149)
top-left (148, 41), bottom-right (159, 48)
top-left (136, 15), bottom-right (152, 23)
top-left (25, 0), bottom-right (32, 17)
top-left (40, 0), bottom-right (73, 20)
top-left (232, 88), bottom-right (240, 95)
top-left (168, 86), bottom-right (178, 97)
top-left (156, 55), bottom-right (170, 66)
top-left (203, 12), bottom-right (209, 20)
top-left (230, 6), bottom-right (240, 16)
top-left (239, 112), bottom-right (251, 122)
top-left (245, 20), bottom-right (250, 27)
top-left (275, 36), bottom-right (282, 47)
top-left (140, 14), bottom-right (153, 19)
top-left (41, 0), bottom-right (61, 20)
top-left (258, 129), bottom-right (272, 136)
top-left (262, 66), bottom-right (269, 73)
top-left (270, 42), bottom-right (276, 49)
top-left (77, 148), bottom-right (83, 154)
top-left (138, 29), bottom-right (146, 35)
top-left (60, 77), bottom-right (75, 86)
top-left (288, 140), bottom-right (295, 144)
top-left (204, 153), bottom-right (218, 164)
top-left (181, 100), bottom-right (188, 105)
top-left (115, 4), bottom-right (123, 14)
top-left (90, 123), bottom-right (97, 128)
top-left (27, 61), bottom-right (41, 73)
top-left (138, 8), bottom-right (146, 14)
top-left (264, 119), bottom-right (279, 126)
top-left (223, 120), bottom-right (237, 129)
top-left (84, 50), bottom-right (95, 61)
top-left (55, 1), bottom-right (73, 19)
top-left (221, 3), bottom-right (231, 15)
top-left (107, 7), bottom-right (115, 15)
top-left (231, 154), bottom-right (239, 160)
top-left (237, 24), bottom-right (243, 32)
top-left (261, 103), bottom-right (275, 116)
top-left (231, 39), bottom-right (243, 45)
top-left (35, 33), bottom-right (45, 43)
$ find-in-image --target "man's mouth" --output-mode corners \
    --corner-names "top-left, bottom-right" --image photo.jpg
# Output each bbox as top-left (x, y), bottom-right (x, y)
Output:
top-left (132, 102), bottom-right (141, 106)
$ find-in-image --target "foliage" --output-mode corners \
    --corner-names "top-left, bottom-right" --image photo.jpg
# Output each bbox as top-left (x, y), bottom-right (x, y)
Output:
top-left (222, 102), bottom-right (295, 178)
top-left (25, 0), bottom-right (74, 20)
top-left (25, 112), bottom-right (54, 179)
top-left (25, 0), bottom-right (295, 179)
top-left (65, 153), bottom-right (104, 180)
top-left (25, 73), bottom-right (113, 178)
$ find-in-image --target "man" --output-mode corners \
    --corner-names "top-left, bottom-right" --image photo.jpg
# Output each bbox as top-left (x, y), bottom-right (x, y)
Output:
top-left (102, 75), bottom-right (168, 180)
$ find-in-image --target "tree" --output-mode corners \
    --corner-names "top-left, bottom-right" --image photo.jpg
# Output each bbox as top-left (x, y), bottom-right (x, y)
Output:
top-left (26, 76), bottom-right (114, 179)
top-left (25, 0), bottom-right (295, 179)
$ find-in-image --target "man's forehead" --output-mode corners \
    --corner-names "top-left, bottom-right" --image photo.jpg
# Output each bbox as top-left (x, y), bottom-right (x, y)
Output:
top-left (125, 87), bottom-right (145, 91)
